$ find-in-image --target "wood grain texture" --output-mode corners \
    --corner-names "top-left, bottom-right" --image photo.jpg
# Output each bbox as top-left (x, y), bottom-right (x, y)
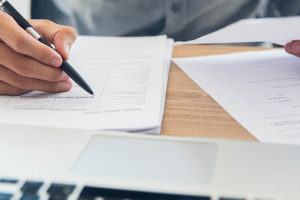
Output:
top-left (161, 45), bottom-right (274, 141)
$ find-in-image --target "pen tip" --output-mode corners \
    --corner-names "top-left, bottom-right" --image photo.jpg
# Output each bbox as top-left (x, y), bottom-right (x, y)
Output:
top-left (88, 90), bottom-right (94, 95)
top-left (81, 85), bottom-right (94, 95)
top-left (80, 85), bottom-right (94, 95)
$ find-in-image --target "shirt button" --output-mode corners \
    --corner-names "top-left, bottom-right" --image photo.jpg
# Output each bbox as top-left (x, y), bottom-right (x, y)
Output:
top-left (171, 3), bottom-right (181, 13)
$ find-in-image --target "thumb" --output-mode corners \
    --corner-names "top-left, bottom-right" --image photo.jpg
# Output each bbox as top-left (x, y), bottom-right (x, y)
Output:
top-left (29, 20), bottom-right (77, 60)
top-left (53, 30), bottom-right (77, 60)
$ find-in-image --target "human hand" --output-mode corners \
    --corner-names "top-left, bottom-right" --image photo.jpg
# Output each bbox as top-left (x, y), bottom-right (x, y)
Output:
top-left (285, 40), bottom-right (300, 57)
top-left (0, 12), bottom-right (77, 96)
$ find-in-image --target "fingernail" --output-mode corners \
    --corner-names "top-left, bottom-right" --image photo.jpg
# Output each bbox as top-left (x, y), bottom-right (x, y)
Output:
top-left (285, 43), bottom-right (291, 52)
top-left (50, 50), bottom-right (62, 67)
top-left (61, 82), bottom-right (72, 91)
top-left (51, 58), bottom-right (62, 67)
top-left (61, 72), bottom-right (69, 80)
top-left (65, 43), bottom-right (70, 56)
top-left (65, 36), bottom-right (74, 57)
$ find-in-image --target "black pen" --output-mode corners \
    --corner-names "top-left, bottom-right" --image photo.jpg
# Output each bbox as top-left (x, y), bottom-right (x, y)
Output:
top-left (0, 0), bottom-right (94, 95)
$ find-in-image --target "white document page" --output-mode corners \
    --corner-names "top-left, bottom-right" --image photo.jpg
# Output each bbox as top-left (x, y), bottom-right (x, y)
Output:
top-left (174, 49), bottom-right (300, 144)
top-left (9, 0), bottom-right (31, 19)
top-left (0, 36), bottom-right (172, 133)
top-left (176, 16), bottom-right (300, 46)
top-left (132, 39), bottom-right (174, 134)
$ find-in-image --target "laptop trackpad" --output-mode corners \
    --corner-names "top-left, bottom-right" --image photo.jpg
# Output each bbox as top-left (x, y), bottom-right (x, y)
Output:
top-left (72, 135), bottom-right (217, 187)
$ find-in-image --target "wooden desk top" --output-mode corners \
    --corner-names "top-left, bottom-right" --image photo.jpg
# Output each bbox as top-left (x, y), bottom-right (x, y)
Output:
top-left (161, 45), bottom-right (273, 141)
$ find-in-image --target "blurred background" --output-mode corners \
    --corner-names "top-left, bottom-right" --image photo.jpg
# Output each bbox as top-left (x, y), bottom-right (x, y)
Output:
top-left (9, 0), bottom-right (300, 41)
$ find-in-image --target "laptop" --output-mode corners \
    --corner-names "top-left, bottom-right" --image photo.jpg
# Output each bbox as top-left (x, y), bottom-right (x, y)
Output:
top-left (0, 124), bottom-right (299, 200)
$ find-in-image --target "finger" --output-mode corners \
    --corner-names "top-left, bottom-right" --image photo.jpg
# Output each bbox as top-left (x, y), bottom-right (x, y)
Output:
top-left (0, 80), bottom-right (30, 96)
top-left (287, 40), bottom-right (300, 57)
top-left (284, 42), bottom-right (292, 54)
top-left (0, 43), bottom-right (69, 82)
top-left (0, 12), bottom-right (62, 67)
top-left (30, 20), bottom-right (77, 60)
top-left (0, 65), bottom-right (72, 93)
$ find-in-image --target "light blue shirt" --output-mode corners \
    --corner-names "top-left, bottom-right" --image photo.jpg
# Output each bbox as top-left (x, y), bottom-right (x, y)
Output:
top-left (31, 0), bottom-right (300, 41)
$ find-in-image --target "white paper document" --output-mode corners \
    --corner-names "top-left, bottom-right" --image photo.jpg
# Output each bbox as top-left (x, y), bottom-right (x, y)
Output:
top-left (0, 36), bottom-right (173, 134)
top-left (174, 49), bottom-right (300, 144)
top-left (9, 0), bottom-right (31, 19)
top-left (176, 16), bottom-right (300, 46)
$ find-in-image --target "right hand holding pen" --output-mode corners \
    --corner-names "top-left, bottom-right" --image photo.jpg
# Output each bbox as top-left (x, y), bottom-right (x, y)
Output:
top-left (0, 12), bottom-right (77, 95)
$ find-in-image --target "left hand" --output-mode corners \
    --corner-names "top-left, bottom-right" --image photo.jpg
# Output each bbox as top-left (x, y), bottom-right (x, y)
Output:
top-left (285, 40), bottom-right (300, 57)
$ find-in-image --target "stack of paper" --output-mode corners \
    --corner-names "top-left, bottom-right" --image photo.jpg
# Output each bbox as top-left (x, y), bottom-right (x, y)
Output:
top-left (174, 50), bottom-right (300, 145)
top-left (0, 36), bottom-right (173, 134)
top-left (176, 16), bottom-right (300, 46)
top-left (173, 16), bottom-right (300, 144)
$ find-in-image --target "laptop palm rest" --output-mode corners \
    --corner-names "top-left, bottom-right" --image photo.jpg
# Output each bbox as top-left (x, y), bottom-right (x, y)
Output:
top-left (71, 135), bottom-right (217, 188)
